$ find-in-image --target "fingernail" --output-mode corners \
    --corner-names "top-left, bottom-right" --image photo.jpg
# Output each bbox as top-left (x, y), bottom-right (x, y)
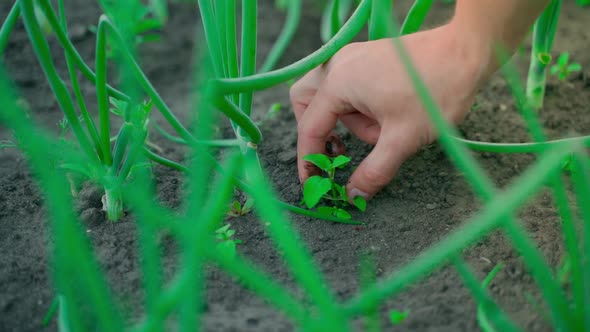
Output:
top-left (350, 188), bottom-right (370, 200)
top-left (326, 134), bottom-right (346, 157)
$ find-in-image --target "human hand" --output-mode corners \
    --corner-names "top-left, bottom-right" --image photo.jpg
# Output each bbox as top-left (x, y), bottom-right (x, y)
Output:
top-left (290, 23), bottom-right (491, 201)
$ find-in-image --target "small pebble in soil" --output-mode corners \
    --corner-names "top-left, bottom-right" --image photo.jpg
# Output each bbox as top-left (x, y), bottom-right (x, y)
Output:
top-left (246, 318), bottom-right (259, 326)
top-left (426, 203), bottom-right (438, 210)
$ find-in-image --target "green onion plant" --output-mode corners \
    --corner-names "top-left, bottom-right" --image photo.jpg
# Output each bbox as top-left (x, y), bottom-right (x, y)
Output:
top-left (526, 0), bottom-right (561, 111)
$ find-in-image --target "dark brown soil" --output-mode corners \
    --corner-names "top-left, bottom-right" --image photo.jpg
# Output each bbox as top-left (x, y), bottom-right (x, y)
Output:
top-left (1, 1), bottom-right (589, 331)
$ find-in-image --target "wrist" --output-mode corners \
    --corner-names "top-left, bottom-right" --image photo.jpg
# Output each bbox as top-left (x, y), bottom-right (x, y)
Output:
top-left (442, 20), bottom-right (496, 88)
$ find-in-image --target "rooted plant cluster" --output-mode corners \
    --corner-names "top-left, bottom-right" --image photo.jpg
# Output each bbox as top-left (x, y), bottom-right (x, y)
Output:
top-left (303, 154), bottom-right (367, 220)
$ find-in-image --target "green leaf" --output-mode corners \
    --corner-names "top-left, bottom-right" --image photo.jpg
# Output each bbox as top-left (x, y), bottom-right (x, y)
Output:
top-left (332, 155), bottom-right (351, 168)
top-left (135, 18), bottom-right (163, 34)
top-left (109, 97), bottom-right (127, 116)
top-left (217, 241), bottom-right (237, 258)
top-left (303, 176), bottom-right (332, 208)
top-left (265, 103), bottom-right (282, 120)
top-left (334, 208), bottom-right (351, 220)
top-left (567, 63), bottom-right (582, 72)
top-left (216, 224), bottom-right (231, 234)
top-left (242, 198), bottom-right (255, 213)
top-left (389, 310), bottom-right (410, 325)
top-left (231, 201), bottom-right (241, 213)
top-left (0, 140), bottom-right (16, 148)
top-left (335, 183), bottom-right (348, 201)
top-left (550, 65), bottom-right (560, 75)
top-left (476, 263), bottom-right (503, 332)
top-left (561, 155), bottom-right (576, 173)
top-left (559, 72), bottom-right (567, 81)
top-left (558, 52), bottom-right (569, 66)
top-left (303, 154), bottom-right (332, 172)
top-left (139, 34), bottom-right (162, 44)
top-left (353, 196), bottom-right (367, 211)
top-left (57, 295), bottom-right (71, 332)
top-left (317, 206), bottom-right (336, 217)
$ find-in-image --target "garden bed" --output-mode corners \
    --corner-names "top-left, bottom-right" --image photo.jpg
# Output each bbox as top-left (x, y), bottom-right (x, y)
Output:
top-left (1, 1), bottom-right (589, 331)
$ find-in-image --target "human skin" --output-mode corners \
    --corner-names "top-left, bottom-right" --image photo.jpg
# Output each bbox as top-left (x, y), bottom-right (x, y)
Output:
top-left (291, 0), bottom-right (552, 201)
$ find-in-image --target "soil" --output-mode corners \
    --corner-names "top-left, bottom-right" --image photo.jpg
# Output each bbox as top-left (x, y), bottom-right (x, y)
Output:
top-left (1, 1), bottom-right (590, 331)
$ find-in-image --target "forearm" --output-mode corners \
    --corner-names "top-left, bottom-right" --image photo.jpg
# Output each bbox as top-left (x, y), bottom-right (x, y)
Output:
top-left (451, 0), bottom-right (552, 76)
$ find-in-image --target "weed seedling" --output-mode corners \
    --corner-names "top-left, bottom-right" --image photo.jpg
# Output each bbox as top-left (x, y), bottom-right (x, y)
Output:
top-left (302, 154), bottom-right (367, 220)
top-left (255, 103), bottom-right (283, 126)
top-left (265, 103), bottom-right (282, 121)
top-left (226, 197), bottom-right (254, 218)
top-left (389, 309), bottom-right (410, 325)
top-left (0, 140), bottom-right (16, 148)
top-left (215, 223), bottom-right (242, 258)
top-left (550, 52), bottom-right (582, 81)
top-left (476, 263), bottom-right (503, 332)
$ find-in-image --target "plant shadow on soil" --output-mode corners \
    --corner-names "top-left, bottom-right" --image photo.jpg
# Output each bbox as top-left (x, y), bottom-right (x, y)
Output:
top-left (1, 1), bottom-right (589, 331)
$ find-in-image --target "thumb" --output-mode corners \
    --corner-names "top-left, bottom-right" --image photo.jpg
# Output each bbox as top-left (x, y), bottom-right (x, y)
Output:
top-left (297, 86), bottom-right (347, 184)
top-left (346, 128), bottom-right (419, 200)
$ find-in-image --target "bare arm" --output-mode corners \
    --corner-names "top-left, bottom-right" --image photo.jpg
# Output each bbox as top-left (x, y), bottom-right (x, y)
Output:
top-left (455, 0), bottom-right (552, 76)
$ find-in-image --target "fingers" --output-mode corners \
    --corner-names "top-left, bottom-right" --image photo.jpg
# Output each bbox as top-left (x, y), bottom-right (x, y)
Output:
top-left (291, 75), bottom-right (346, 158)
top-left (346, 127), bottom-right (418, 200)
top-left (290, 67), bottom-right (326, 122)
top-left (340, 113), bottom-right (381, 145)
top-left (297, 87), bottom-right (346, 183)
top-left (292, 66), bottom-right (349, 182)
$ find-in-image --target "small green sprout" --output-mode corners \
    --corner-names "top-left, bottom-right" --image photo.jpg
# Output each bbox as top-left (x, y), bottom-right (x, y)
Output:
top-left (266, 103), bottom-right (282, 120)
top-left (0, 140), bottom-right (16, 149)
top-left (302, 153), bottom-right (367, 220)
top-left (477, 263), bottom-right (503, 332)
top-left (256, 103), bottom-right (283, 126)
top-left (550, 52), bottom-right (582, 81)
top-left (389, 309), bottom-right (410, 325)
top-left (215, 224), bottom-right (242, 258)
top-left (226, 197), bottom-right (255, 218)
